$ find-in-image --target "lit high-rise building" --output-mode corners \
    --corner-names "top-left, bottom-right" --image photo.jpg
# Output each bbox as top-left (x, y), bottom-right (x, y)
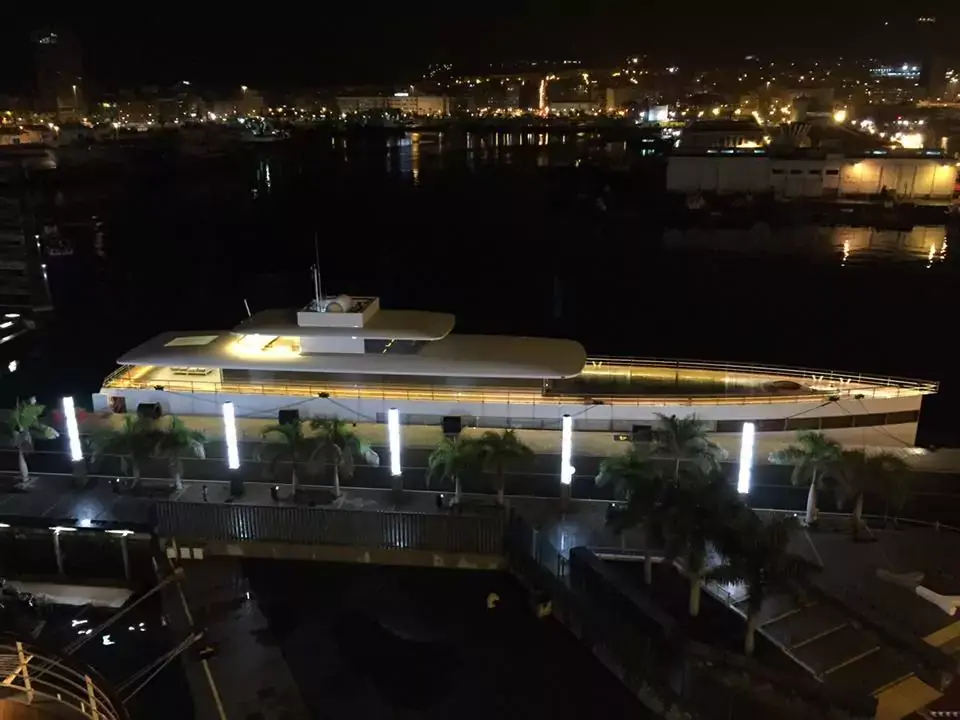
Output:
top-left (31, 29), bottom-right (85, 121)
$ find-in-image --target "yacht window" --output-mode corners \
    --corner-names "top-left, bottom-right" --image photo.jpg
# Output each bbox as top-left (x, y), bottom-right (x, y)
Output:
top-left (364, 339), bottom-right (426, 355)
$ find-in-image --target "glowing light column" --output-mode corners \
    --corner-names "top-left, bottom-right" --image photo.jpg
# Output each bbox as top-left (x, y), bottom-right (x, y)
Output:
top-left (560, 414), bottom-right (575, 485)
top-left (63, 396), bottom-right (86, 483)
top-left (388, 408), bottom-right (402, 476)
top-left (222, 402), bottom-right (240, 470)
top-left (559, 414), bottom-right (575, 511)
top-left (62, 397), bottom-right (83, 462)
top-left (737, 422), bottom-right (755, 495)
top-left (388, 408), bottom-right (403, 499)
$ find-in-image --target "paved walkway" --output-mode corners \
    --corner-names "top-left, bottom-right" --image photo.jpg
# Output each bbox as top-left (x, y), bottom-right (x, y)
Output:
top-left (1, 474), bottom-right (959, 718)
top-left (83, 413), bottom-right (960, 473)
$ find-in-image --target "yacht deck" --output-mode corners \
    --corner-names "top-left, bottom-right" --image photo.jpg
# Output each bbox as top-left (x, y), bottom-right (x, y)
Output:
top-left (101, 358), bottom-right (937, 407)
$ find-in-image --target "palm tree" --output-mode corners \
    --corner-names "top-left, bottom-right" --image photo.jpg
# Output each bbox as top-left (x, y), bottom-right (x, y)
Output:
top-left (709, 515), bottom-right (810, 655)
top-left (769, 431), bottom-right (843, 525)
top-left (598, 447), bottom-right (667, 585)
top-left (660, 470), bottom-right (742, 617)
top-left (0, 399), bottom-right (58, 485)
top-left (90, 415), bottom-right (157, 488)
top-left (310, 417), bottom-right (379, 497)
top-left (833, 449), bottom-right (910, 536)
top-left (154, 416), bottom-right (206, 491)
top-left (427, 436), bottom-right (480, 505)
top-left (475, 429), bottom-right (534, 505)
top-left (257, 419), bottom-right (321, 496)
top-left (652, 413), bottom-right (724, 479)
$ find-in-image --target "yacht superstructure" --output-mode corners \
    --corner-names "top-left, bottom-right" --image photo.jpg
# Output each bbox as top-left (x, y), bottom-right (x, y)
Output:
top-left (96, 294), bottom-right (937, 444)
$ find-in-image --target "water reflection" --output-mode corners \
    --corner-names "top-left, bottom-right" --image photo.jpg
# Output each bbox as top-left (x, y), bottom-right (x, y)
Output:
top-left (663, 225), bottom-right (954, 265)
top-left (374, 130), bottom-right (643, 179)
top-left (252, 158), bottom-right (272, 197)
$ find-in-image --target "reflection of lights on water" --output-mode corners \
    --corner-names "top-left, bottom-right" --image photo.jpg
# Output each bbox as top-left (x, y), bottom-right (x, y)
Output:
top-left (841, 239), bottom-right (850, 266)
top-left (927, 239), bottom-right (948, 268)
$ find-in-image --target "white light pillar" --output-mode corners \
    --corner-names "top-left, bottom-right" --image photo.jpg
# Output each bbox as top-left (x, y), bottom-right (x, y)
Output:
top-left (62, 397), bottom-right (83, 462)
top-left (560, 414), bottom-right (575, 485)
top-left (737, 422), bottom-right (755, 495)
top-left (560, 414), bottom-right (575, 512)
top-left (63, 397), bottom-right (86, 485)
top-left (222, 402), bottom-right (240, 470)
top-left (387, 408), bottom-right (402, 476)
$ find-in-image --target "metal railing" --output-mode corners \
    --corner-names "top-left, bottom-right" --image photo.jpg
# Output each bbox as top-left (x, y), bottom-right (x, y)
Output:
top-left (585, 356), bottom-right (939, 393)
top-left (505, 518), bottom-right (876, 719)
top-left (102, 367), bottom-right (931, 406)
top-left (153, 501), bottom-right (505, 555)
top-left (0, 640), bottom-right (126, 720)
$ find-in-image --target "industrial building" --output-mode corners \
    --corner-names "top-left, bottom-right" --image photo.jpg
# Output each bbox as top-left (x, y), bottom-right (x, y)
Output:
top-left (666, 150), bottom-right (958, 202)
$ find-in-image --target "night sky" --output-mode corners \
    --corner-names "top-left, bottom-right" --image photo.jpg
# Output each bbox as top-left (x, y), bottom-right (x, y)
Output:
top-left (0, 6), bottom-right (956, 93)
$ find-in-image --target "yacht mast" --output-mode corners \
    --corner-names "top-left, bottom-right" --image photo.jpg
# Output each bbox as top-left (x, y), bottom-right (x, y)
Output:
top-left (313, 232), bottom-right (323, 309)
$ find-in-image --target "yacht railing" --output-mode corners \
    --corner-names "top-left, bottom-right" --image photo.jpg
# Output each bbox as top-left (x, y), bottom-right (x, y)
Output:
top-left (584, 356), bottom-right (939, 393)
top-left (101, 372), bottom-right (929, 406)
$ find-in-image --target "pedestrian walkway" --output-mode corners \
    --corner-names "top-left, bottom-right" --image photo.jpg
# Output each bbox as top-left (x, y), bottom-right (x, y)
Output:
top-left (1, 473), bottom-right (959, 718)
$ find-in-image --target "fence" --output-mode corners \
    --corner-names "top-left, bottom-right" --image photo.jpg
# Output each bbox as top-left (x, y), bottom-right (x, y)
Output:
top-left (152, 501), bottom-right (505, 555)
top-left (585, 356), bottom-right (939, 394)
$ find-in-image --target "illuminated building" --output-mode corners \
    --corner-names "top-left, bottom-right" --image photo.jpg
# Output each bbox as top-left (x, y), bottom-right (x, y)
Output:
top-left (98, 292), bottom-right (935, 447)
top-left (336, 94), bottom-right (450, 116)
top-left (31, 29), bottom-right (85, 122)
top-left (667, 150), bottom-right (957, 202)
top-left (678, 119), bottom-right (766, 149)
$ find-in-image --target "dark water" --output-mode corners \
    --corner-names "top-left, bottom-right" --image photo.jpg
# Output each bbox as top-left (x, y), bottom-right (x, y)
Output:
top-left (244, 560), bottom-right (649, 719)
top-left (0, 136), bottom-right (957, 715)
top-left (4, 135), bottom-right (959, 439)
top-left (11, 596), bottom-right (194, 720)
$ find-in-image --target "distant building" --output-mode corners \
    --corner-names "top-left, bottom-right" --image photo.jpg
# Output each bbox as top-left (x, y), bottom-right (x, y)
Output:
top-left (336, 94), bottom-right (450, 116)
top-left (667, 150), bottom-right (957, 203)
top-left (549, 101), bottom-right (598, 114)
top-left (870, 65), bottom-right (921, 80)
top-left (0, 128), bottom-right (45, 147)
top-left (919, 57), bottom-right (948, 100)
top-left (31, 29), bottom-right (85, 122)
top-left (679, 119), bottom-right (766, 149)
top-left (605, 86), bottom-right (649, 112)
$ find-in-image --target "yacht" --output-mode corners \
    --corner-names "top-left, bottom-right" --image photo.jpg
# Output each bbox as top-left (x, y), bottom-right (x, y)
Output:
top-left (96, 290), bottom-right (937, 446)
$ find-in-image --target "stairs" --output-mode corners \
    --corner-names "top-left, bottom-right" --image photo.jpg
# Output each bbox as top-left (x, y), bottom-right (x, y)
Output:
top-left (705, 584), bottom-right (937, 717)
